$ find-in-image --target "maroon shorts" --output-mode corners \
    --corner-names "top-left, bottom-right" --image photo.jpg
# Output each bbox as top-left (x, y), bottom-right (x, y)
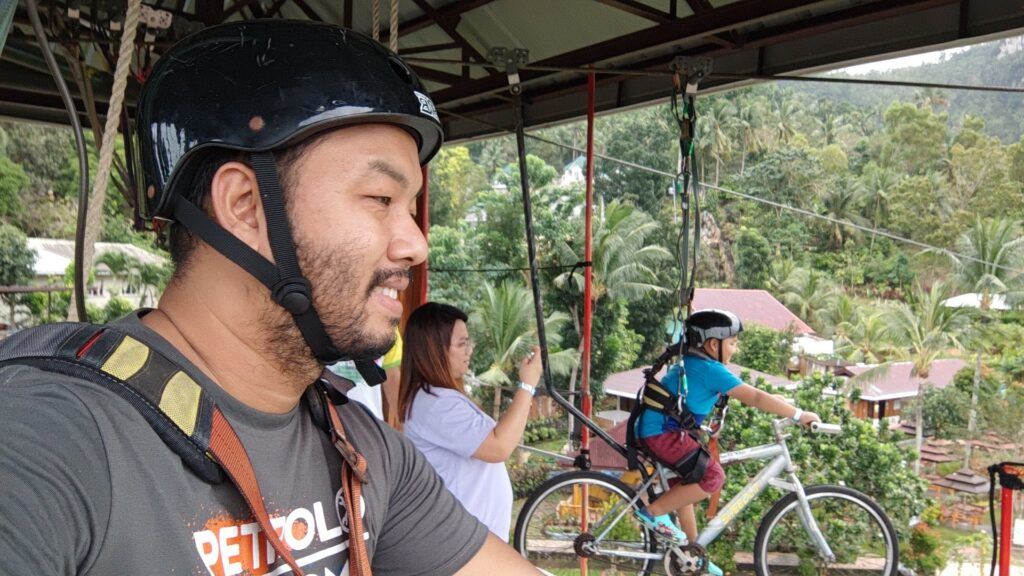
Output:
top-left (640, 430), bottom-right (725, 493)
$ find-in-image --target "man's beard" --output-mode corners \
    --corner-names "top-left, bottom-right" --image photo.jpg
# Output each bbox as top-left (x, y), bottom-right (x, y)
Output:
top-left (258, 239), bottom-right (404, 368)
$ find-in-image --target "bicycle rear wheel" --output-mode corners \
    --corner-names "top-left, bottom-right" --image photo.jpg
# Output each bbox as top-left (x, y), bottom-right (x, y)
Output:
top-left (513, 470), bottom-right (658, 575)
top-left (754, 484), bottom-right (899, 576)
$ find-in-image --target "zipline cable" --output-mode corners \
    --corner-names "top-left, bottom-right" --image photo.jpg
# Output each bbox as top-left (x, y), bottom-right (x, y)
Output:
top-left (442, 107), bottom-right (1024, 278)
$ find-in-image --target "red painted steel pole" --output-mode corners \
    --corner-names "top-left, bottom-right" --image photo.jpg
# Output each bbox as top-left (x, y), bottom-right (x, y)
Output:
top-left (1000, 485), bottom-right (1012, 576)
top-left (581, 70), bottom-right (596, 448)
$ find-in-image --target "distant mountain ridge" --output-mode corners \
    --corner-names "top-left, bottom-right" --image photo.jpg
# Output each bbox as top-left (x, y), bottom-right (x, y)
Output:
top-left (782, 36), bottom-right (1024, 143)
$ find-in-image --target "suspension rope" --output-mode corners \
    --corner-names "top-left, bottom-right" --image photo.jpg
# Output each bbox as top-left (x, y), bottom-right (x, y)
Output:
top-left (71, 0), bottom-right (142, 320)
top-left (388, 0), bottom-right (399, 53)
top-left (371, 0), bottom-right (380, 43)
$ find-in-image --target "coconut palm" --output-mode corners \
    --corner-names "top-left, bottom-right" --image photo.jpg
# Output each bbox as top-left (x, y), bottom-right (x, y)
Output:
top-left (731, 102), bottom-right (764, 176)
top-left (695, 99), bottom-right (735, 186)
top-left (835, 311), bottom-right (893, 364)
top-left (768, 94), bottom-right (802, 147)
top-left (886, 281), bottom-right (971, 473)
top-left (818, 179), bottom-right (869, 249)
top-left (944, 217), bottom-right (1024, 311)
top-left (859, 162), bottom-right (898, 236)
top-left (553, 200), bottom-right (672, 305)
top-left (778, 268), bottom-right (835, 331)
top-left (470, 280), bottom-right (575, 417)
top-left (137, 262), bottom-right (171, 308)
top-left (94, 250), bottom-right (137, 296)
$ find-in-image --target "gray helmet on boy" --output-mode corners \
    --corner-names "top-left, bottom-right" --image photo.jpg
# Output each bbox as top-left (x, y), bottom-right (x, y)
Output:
top-left (685, 309), bottom-right (743, 347)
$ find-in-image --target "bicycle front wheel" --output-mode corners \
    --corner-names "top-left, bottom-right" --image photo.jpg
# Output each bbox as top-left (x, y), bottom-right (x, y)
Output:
top-left (513, 470), bottom-right (658, 576)
top-left (754, 484), bottom-right (899, 576)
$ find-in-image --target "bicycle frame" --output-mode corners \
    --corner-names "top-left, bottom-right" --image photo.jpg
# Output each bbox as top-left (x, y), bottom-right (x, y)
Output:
top-left (541, 363), bottom-right (836, 564)
top-left (585, 419), bottom-right (835, 564)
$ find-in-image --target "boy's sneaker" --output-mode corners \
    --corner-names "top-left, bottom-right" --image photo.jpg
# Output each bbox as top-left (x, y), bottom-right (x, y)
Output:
top-left (704, 558), bottom-right (724, 576)
top-left (633, 507), bottom-right (687, 544)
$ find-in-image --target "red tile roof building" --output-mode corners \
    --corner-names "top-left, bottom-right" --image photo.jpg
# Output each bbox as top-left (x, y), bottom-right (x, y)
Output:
top-left (692, 288), bottom-right (814, 335)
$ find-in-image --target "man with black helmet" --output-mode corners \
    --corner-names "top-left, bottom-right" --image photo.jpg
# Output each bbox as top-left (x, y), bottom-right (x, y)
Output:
top-left (0, 21), bottom-right (538, 575)
top-left (634, 309), bottom-right (820, 574)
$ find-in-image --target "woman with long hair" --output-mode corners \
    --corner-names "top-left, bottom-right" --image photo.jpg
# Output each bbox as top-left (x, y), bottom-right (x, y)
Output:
top-left (398, 302), bottom-right (541, 542)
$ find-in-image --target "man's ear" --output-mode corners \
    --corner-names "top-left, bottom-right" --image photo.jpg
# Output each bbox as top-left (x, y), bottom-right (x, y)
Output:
top-left (207, 161), bottom-right (270, 258)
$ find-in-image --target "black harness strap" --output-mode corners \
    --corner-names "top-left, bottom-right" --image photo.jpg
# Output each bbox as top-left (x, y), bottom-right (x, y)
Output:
top-left (0, 322), bottom-right (374, 576)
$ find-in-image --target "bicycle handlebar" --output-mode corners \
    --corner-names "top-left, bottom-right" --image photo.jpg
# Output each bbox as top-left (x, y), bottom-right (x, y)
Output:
top-left (775, 418), bottom-right (843, 435)
top-left (810, 422), bottom-right (843, 435)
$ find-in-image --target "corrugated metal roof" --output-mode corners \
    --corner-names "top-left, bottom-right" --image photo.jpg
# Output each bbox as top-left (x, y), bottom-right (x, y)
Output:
top-left (27, 238), bottom-right (166, 277)
top-left (693, 288), bottom-right (815, 335)
top-left (837, 358), bottom-right (967, 401)
top-left (4, 1), bottom-right (1024, 141)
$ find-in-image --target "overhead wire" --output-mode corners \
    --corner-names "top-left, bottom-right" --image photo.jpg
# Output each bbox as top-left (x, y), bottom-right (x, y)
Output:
top-left (437, 108), bottom-right (1024, 278)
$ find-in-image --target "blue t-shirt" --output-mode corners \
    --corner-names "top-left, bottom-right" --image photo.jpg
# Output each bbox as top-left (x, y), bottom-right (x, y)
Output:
top-left (637, 354), bottom-right (742, 438)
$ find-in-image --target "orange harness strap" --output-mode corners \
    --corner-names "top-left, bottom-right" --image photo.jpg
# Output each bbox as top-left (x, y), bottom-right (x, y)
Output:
top-left (209, 408), bottom-right (306, 575)
top-left (705, 437), bottom-right (722, 519)
top-left (208, 399), bottom-right (373, 576)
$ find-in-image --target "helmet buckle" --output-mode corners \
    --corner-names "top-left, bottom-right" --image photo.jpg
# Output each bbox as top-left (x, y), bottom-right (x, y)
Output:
top-left (272, 278), bottom-right (312, 315)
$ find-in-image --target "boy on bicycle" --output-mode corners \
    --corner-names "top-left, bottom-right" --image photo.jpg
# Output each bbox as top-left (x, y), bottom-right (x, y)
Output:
top-left (634, 309), bottom-right (820, 574)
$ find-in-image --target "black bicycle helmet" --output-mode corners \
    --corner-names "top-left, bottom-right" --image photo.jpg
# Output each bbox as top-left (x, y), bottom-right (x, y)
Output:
top-left (685, 309), bottom-right (743, 348)
top-left (133, 21), bottom-right (444, 365)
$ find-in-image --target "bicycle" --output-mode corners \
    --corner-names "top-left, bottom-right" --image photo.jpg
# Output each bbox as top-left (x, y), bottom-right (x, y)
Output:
top-left (514, 417), bottom-right (899, 576)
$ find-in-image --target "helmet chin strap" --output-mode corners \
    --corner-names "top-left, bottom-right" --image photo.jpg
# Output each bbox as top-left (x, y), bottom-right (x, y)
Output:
top-left (168, 151), bottom-right (386, 384)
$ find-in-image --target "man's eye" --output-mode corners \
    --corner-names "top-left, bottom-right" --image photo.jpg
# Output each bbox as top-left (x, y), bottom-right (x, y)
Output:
top-left (374, 196), bottom-right (392, 206)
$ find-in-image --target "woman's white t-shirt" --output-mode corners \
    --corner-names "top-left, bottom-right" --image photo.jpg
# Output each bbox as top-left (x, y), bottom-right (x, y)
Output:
top-left (403, 387), bottom-right (514, 541)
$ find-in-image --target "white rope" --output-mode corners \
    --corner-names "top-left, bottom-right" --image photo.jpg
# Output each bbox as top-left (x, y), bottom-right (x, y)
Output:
top-left (389, 0), bottom-right (399, 53)
top-left (69, 0), bottom-right (142, 320)
top-left (371, 0), bottom-right (380, 43)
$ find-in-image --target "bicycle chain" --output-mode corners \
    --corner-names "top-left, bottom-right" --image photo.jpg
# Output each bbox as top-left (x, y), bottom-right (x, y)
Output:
top-left (562, 533), bottom-right (710, 576)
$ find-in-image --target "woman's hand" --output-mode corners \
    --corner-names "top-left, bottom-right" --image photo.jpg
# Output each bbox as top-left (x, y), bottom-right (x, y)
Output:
top-left (517, 346), bottom-right (542, 387)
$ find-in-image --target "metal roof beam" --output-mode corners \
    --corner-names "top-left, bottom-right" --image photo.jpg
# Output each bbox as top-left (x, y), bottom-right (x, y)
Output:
top-left (432, 0), bottom-right (826, 106)
top-left (289, 0), bottom-right (325, 22)
top-left (684, 0), bottom-right (713, 16)
top-left (411, 64), bottom-right (465, 86)
top-left (592, 0), bottom-right (673, 24)
top-left (380, 0), bottom-right (497, 43)
top-left (409, 0), bottom-right (492, 71)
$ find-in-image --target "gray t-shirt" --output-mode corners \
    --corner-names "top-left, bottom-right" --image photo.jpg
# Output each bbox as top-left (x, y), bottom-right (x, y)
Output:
top-left (0, 314), bottom-right (487, 575)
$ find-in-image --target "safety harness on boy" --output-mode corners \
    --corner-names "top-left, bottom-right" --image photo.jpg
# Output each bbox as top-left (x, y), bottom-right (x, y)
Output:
top-left (0, 322), bottom-right (373, 576)
top-left (625, 343), bottom-right (713, 485)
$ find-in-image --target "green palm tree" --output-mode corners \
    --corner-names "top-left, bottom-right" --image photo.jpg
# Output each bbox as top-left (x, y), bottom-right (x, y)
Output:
top-left (859, 163), bottom-right (898, 236)
top-left (823, 293), bottom-right (859, 338)
top-left (769, 95), bottom-right (802, 147)
top-left (779, 268), bottom-right (835, 331)
top-left (469, 280), bottom-right (575, 417)
top-left (554, 200), bottom-right (672, 305)
top-left (818, 179), bottom-right (868, 249)
top-left (696, 99), bottom-right (735, 186)
top-left (94, 251), bottom-right (137, 296)
top-left (835, 311), bottom-right (893, 364)
top-left (137, 262), bottom-right (171, 308)
top-left (886, 281), bottom-right (971, 473)
top-left (731, 103), bottom-right (764, 176)
top-left (944, 217), bottom-right (1024, 311)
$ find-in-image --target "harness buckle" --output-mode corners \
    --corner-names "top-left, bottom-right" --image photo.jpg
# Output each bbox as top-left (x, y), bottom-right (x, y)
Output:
top-left (332, 431), bottom-right (369, 484)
